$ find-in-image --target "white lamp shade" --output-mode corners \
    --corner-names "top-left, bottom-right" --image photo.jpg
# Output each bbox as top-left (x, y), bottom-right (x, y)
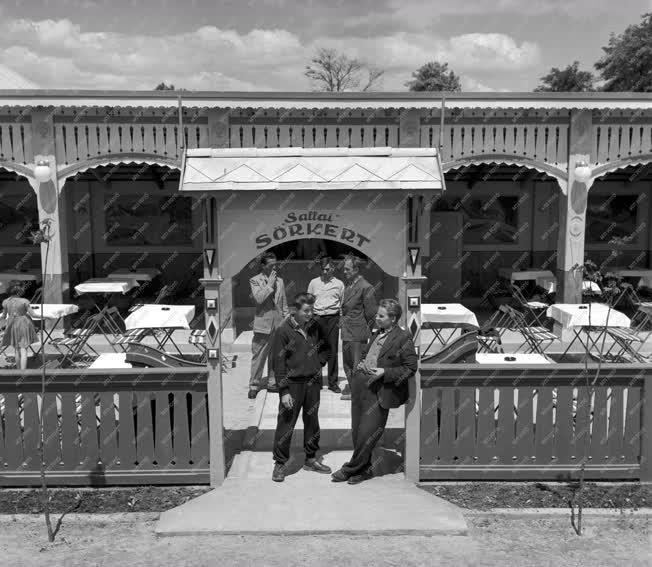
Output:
top-left (33, 162), bottom-right (52, 183)
top-left (573, 162), bottom-right (592, 183)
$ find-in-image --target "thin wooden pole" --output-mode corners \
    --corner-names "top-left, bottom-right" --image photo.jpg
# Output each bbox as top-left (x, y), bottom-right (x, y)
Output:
top-left (439, 95), bottom-right (445, 152)
top-left (178, 94), bottom-right (184, 153)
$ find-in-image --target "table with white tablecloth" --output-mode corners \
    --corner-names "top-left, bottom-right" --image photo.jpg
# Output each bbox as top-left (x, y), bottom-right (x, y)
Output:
top-left (123, 304), bottom-right (195, 355)
top-left (543, 280), bottom-right (602, 295)
top-left (421, 303), bottom-right (479, 356)
top-left (73, 278), bottom-right (140, 344)
top-left (27, 303), bottom-right (80, 357)
top-left (498, 268), bottom-right (555, 283)
top-left (107, 268), bottom-right (161, 282)
top-left (547, 303), bottom-right (631, 358)
top-left (475, 353), bottom-right (552, 364)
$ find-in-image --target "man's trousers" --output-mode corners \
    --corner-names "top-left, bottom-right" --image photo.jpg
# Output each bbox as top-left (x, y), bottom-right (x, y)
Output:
top-left (342, 340), bottom-right (363, 393)
top-left (272, 375), bottom-right (321, 465)
top-left (250, 331), bottom-right (276, 391)
top-left (340, 369), bottom-right (389, 477)
top-left (314, 314), bottom-right (340, 388)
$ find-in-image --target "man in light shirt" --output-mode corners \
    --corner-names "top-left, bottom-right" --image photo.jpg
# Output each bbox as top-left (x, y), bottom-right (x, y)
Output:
top-left (307, 257), bottom-right (344, 393)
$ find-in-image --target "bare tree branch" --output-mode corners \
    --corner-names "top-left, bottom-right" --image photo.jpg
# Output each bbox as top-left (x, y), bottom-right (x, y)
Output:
top-left (305, 47), bottom-right (383, 92)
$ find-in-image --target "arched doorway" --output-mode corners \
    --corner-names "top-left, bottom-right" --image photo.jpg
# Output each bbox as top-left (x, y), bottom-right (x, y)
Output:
top-left (232, 238), bottom-right (398, 335)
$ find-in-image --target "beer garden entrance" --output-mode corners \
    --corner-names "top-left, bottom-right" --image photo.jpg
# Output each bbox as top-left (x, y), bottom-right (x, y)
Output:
top-left (179, 147), bottom-right (446, 485)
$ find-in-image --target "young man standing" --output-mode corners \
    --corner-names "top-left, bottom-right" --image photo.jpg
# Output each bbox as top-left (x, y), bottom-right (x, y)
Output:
top-left (248, 252), bottom-right (289, 399)
top-left (340, 255), bottom-right (377, 401)
top-left (270, 292), bottom-right (332, 482)
top-left (307, 256), bottom-right (344, 393)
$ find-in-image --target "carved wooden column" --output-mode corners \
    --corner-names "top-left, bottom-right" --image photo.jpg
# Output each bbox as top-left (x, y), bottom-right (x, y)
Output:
top-left (402, 195), bottom-right (428, 483)
top-left (200, 194), bottom-right (226, 486)
top-left (398, 108), bottom-right (426, 483)
top-left (30, 108), bottom-right (69, 304)
top-left (207, 108), bottom-right (234, 338)
top-left (556, 109), bottom-right (594, 304)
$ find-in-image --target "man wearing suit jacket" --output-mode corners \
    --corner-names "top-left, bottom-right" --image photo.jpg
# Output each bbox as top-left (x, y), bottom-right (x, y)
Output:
top-left (249, 252), bottom-right (289, 399)
top-left (332, 298), bottom-right (418, 484)
top-left (339, 255), bottom-right (377, 400)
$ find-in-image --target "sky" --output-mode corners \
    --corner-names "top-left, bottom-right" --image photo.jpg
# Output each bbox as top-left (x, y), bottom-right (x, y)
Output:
top-left (0, 0), bottom-right (650, 92)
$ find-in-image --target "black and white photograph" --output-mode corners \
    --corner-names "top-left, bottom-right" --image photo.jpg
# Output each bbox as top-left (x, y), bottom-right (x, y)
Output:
top-left (0, 1), bottom-right (650, 565)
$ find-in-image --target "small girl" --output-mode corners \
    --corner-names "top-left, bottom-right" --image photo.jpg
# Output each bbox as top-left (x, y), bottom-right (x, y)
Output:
top-left (0, 284), bottom-right (38, 370)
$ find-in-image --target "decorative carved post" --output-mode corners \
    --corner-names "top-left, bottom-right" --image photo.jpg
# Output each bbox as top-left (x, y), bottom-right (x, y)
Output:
top-left (556, 109), bottom-right (594, 304)
top-left (30, 108), bottom-right (69, 304)
top-left (402, 195), bottom-right (427, 483)
top-left (206, 108), bottom-right (234, 337)
top-left (199, 194), bottom-right (226, 486)
top-left (399, 108), bottom-right (426, 483)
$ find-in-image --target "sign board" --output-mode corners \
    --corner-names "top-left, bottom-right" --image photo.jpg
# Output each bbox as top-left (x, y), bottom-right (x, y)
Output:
top-left (218, 208), bottom-right (405, 278)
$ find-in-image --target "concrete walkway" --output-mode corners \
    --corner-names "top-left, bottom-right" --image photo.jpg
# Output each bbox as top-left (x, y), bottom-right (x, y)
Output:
top-left (156, 450), bottom-right (468, 536)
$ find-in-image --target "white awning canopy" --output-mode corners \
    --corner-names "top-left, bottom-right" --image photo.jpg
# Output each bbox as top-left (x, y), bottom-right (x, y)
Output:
top-left (179, 147), bottom-right (444, 192)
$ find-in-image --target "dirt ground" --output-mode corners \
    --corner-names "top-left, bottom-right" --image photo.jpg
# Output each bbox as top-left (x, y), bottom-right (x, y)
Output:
top-left (0, 514), bottom-right (649, 567)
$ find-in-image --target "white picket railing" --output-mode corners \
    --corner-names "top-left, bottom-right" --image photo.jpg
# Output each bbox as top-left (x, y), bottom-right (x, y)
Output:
top-left (420, 123), bottom-right (569, 168)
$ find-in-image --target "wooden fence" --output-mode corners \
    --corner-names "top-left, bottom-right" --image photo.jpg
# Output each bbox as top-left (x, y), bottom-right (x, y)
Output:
top-left (0, 368), bottom-right (210, 486)
top-left (418, 364), bottom-right (651, 481)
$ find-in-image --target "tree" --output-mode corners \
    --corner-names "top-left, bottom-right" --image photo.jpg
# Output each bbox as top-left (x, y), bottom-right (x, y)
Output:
top-left (595, 12), bottom-right (652, 91)
top-left (405, 61), bottom-right (462, 92)
top-left (155, 83), bottom-right (176, 90)
top-left (304, 48), bottom-right (384, 92)
top-left (534, 61), bottom-right (595, 92)
top-left (31, 220), bottom-right (81, 543)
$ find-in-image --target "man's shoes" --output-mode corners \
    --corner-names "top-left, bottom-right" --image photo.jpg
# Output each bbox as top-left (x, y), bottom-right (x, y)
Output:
top-left (347, 469), bottom-right (373, 485)
top-left (248, 389), bottom-right (259, 400)
top-left (331, 469), bottom-right (349, 482)
top-left (272, 463), bottom-right (286, 482)
top-left (328, 385), bottom-right (342, 394)
top-left (303, 458), bottom-right (332, 474)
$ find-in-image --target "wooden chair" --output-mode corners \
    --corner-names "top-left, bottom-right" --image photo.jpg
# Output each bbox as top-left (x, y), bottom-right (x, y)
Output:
top-left (500, 304), bottom-right (557, 355)
top-left (510, 283), bottom-right (551, 328)
top-left (476, 309), bottom-right (507, 353)
top-left (51, 312), bottom-right (103, 366)
top-left (421, 330), bottom-right (478, 364)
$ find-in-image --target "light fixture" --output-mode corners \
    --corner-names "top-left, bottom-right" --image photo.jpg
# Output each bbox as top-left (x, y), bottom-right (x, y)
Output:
top-left (573, 160), bottom-right (592, 184)
top-left (33, 160), bottom-right (52, 183)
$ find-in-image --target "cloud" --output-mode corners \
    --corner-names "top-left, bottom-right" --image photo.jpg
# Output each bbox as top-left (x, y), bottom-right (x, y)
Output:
top-left (0, 17), bottom-right (540, 91)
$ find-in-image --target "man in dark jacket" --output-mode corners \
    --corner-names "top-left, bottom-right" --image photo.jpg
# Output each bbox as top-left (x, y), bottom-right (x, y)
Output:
top-left (339, 255), bottom-right (377, 400)
top-left (331, 298), bottom-right (417, 485)
top-left (270, 292), bottom-right (332, 482)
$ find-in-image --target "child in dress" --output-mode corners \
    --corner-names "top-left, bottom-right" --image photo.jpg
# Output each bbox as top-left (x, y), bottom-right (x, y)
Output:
top-left (0, 284), bottom-right (38, 369)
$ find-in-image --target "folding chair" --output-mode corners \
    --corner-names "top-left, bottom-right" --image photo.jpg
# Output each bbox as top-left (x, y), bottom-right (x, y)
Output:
top-left (603, 327), bottom-right (645, 362)
top-left (51, 312), bottom-right (103, 366)
top-left (188, 329), bottom-right (238, 370)
top-left (500, 305), bottom-right (557, 355)
top-left (510, 283), bottom-right (551, 328)
top-left (110, 328), bottom-right (150, 352)
top-left (476, 309), bottom-right (507, 353)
